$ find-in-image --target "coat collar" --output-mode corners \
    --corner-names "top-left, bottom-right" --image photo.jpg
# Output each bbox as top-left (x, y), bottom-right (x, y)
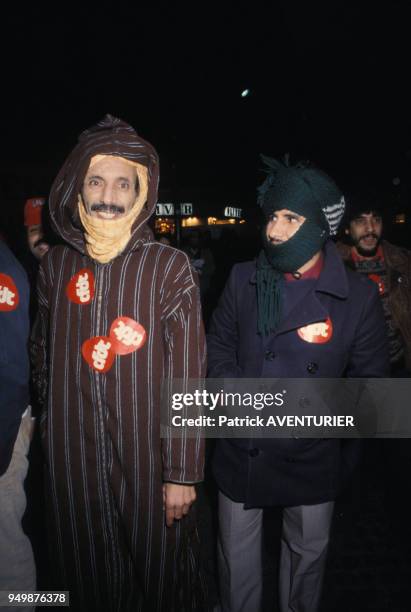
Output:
top-left (315, 240), bottom-right (349, 298)
top-left (251, 241), bottom-right (349, 339)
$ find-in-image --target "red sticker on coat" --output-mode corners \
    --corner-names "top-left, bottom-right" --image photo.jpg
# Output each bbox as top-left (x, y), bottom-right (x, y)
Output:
top-left (297, 318), bottom-right (333, 344)
top-left (368, 274), bottom-right (385, 296)
top-left (0, 273), bottom-right (19, 311)
top-left (82, 336), bottom-right (115, 373)
top-left (66, 269), bottom-right (95, 305)
top-left (109, 317), bottom-right (147, 355)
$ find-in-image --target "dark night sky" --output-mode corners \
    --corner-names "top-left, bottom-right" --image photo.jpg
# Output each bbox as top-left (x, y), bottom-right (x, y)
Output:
top-left (2, 2), bottom-right (411, 212)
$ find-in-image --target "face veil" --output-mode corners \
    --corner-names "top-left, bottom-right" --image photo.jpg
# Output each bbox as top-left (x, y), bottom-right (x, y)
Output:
top-left (78, 157), bottom-right (149, 264)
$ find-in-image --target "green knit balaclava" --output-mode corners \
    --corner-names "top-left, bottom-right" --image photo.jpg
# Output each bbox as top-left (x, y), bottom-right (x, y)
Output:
top-left (256, 156), bottom-right (345, 335)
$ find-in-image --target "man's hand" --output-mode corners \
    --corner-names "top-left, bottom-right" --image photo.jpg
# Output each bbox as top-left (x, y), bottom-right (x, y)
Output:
top-left (163, 483), bottom-right (196, 527)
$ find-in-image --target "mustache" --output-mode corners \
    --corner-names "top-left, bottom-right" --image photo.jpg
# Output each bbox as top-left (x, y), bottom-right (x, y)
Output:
top-left (90, 203), bottom-right (125, 214)
top-left (361, 232), bottom-right (379, 240)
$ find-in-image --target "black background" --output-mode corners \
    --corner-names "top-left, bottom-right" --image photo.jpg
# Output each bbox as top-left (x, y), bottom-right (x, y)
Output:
top-left (1, 2), bottom-right (411, 238)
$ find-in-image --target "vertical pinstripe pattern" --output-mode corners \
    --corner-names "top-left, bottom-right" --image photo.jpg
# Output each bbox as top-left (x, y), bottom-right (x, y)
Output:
top-left (30, 116), bottom-right (207, 611)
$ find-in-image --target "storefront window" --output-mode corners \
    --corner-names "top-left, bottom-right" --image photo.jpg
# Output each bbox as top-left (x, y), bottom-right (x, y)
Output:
top-left (155, 218), bottom-right (175, 234)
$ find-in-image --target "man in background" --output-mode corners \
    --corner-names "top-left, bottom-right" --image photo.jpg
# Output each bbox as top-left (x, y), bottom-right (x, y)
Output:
top-left (337, 191), bottom-right (411, 538)
top-left (337, 192), bottom-right (411, 375)
top-left (24, 197), bottom-right (50, 261)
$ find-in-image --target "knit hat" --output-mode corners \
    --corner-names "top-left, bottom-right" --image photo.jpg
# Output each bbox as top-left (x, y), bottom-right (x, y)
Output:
top-left (256, 156), bottom-right (345, 336)
top-left (258, 156), bottom-right (345, 236)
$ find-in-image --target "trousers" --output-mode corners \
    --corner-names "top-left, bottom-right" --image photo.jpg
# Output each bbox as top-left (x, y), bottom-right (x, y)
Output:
top-left (0, 408), bottom-right (36, 612)
top-left (217, 491), bottom-right (334, 612)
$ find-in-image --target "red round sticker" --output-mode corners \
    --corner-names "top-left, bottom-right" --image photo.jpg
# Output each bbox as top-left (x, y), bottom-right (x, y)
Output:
top-left (82, 336), bottom-right (115, 373)
top-left (0, 273), bottom-right (19, 312)
top-left (109, 317), bottom-right (147, 355)
top-left (297, 318), bottom-right (333, 344)
top-left (66, 269), bottom-right (95, 305)
top-left (368, 274), bottom-right (385, 296)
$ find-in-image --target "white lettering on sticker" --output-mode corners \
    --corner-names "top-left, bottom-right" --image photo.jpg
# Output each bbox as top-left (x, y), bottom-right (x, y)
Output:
top-left (113, 321), bottom-right (143, 347)
top-left (76, 273), bottom-right (91, 303)
top-left (92, 339), bottom-right (111, 370)
top-left (0, 286), bottom-right (16, 306)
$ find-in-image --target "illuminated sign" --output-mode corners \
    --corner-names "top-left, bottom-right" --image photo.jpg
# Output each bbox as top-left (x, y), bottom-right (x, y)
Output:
top-left (156, 203), bottom-right (174, 216)
top-left (156, 203), bottom-right (194, 216)
top-left (180, 203), bottom-right (193, 216)
top-left (224, 206), bottom-right (242, 219)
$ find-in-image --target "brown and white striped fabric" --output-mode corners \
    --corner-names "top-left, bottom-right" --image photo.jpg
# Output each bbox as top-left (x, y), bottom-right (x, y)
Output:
top-left (31, 116), bottom-right (208, 611)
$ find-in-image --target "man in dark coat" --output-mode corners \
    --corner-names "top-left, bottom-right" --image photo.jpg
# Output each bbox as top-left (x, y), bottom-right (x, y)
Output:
top-left (207, 158), bottom-right (389, 612)
top-left (31, 115), bottom-right (207, 611)
top-left (0, 239), bottom-right (36, 605)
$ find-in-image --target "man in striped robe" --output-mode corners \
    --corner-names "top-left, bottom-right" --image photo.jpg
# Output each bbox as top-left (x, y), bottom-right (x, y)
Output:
top-left (31, 115), bottom-right (207, 611)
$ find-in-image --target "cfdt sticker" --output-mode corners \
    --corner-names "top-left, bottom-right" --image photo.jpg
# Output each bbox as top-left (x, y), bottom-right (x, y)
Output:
top-left (66, 269), bottom-right (95, 305)
top-left (82, 336), bottom-right (115, 373)
top-left (109, 317), bottom-right (147, 355)
top-left (0, 273), bottom-right (19, 312)
top-left (297, 318), bottom-right (333, 344)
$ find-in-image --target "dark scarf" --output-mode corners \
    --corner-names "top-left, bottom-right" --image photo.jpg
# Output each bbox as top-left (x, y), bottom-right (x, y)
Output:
top-left (256, 220), bottom-right (326, 336)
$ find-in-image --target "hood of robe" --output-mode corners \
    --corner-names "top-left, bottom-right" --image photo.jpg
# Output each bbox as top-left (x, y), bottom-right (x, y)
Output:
top-left (49, 114), bottom-right (159, 257)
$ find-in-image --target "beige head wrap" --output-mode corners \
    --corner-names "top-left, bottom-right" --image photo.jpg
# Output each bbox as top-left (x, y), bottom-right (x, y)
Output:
top-left (78, 155), bottom-right (149, 263)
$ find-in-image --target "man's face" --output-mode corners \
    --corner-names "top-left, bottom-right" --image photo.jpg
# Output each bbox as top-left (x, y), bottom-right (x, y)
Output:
top-left (82, 156), bottom-right (138, 220)
top-left (27, 225), bottom-right (49, 260)
top-left (266, 209), bottom-right (306, 245)
top-left (346, 212), bottom-right (383, 257)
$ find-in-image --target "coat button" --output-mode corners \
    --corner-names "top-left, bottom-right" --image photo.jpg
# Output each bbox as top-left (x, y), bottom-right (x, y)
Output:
top-left (249, 448), bottom-right (260, 457)
top-left (307, 362), bottom-right (318, 374)
top-left (265, 350), bottom-right (275, 361)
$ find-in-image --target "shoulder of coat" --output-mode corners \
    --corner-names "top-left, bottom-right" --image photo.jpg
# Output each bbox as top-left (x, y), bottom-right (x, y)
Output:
top-left (382, 240), bottom-right (411, 270)
top-left (334, 240), bottom-right (351, 260)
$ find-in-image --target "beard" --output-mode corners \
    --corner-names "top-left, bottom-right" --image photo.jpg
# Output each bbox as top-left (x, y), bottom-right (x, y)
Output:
top-left (90, 202), bottom-right (125, 215)
top-left (353, 232), bottom-right (381, 257)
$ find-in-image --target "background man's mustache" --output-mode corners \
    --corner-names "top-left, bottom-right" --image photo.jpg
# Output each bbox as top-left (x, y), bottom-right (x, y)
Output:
top-left (90, 203), bottom-right (125, 214)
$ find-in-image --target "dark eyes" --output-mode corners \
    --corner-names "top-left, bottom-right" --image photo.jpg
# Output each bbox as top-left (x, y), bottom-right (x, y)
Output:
top-left (86, 179), bottom-right (130, 189)
top-left (354, 217), bottom-right (382, 225)
top-left (269, 215), bottom-right (299, 223)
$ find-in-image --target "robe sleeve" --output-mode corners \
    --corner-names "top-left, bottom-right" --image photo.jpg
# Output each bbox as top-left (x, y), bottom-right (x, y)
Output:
top-left (161, 254), bottom-right (206, 484)
top-left (30, 258), bottom-right (50, 424)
